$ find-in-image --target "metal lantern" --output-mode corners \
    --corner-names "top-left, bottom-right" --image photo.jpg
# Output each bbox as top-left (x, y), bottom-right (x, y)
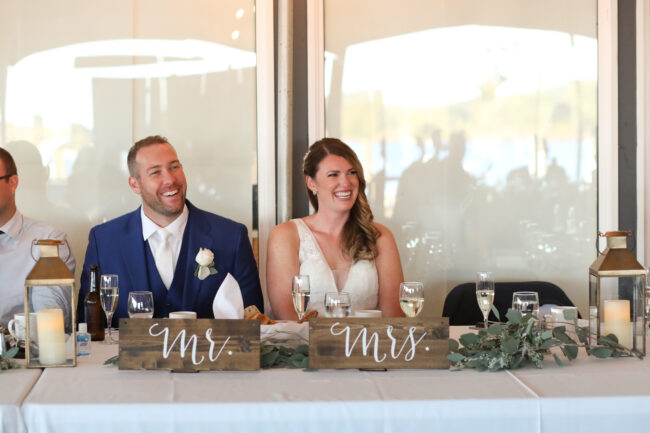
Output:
top-left (589, 231), bottom-right (646, 356)
top-left (24, 240), bottom-right (77, 367)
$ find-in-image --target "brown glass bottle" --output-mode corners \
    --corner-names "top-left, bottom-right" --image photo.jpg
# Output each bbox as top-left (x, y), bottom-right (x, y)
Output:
top-left (84, 265), bottom-right (105, 341)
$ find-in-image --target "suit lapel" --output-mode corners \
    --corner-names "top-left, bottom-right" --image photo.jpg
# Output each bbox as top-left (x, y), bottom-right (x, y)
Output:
top-left (120, 208), bottom-right (151, 294)
top-left (181, 202), bottom-right (211, 310)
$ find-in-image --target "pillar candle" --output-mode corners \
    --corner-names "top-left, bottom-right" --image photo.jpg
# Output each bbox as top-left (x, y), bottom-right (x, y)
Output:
top-left (36, 309), bottom-right (67, 365)
top-left (603, 300), bottom-right (633, 348)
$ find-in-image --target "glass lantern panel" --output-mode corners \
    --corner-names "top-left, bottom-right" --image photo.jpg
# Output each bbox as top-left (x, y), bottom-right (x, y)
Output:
top-left (588, 275), bottom-right (646, 355)
top-left (25, 284), bottom-right (75, 367)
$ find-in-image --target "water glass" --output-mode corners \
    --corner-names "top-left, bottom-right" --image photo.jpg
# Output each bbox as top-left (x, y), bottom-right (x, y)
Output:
top-left (291, 275), bottom-right (310, 320)
top-left (512, 291), bottom-right (539, 317)
top-left (127, 291), bottom-right (154, 318)
top-left (324, 292), bottom-right (351, 318)
top-left (399, 282), bottom-right (424, 317)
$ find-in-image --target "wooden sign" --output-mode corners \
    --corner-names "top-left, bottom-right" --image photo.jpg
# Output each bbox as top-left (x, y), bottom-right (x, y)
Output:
top-left (309, 317), bottom-right (449, 369)
top-left (118, 319), bottom-right (260, 371)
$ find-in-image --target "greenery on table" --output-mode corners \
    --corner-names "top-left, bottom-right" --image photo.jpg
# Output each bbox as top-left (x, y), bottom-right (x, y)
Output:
top-left (261, 342), bottom-right (310, 369)
top-left (448, 307), bottom-right (642, 371)
top-left (104, 355), bottom-right (119, 366)
top-left (0, 346), bottom-right (20, 372)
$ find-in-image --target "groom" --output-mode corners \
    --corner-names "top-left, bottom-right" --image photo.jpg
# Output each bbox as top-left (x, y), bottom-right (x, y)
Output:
top-left (77, 135), bottom-right (263, 322)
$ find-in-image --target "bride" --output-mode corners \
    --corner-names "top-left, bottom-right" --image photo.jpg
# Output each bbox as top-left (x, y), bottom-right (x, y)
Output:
top-left (267, 138), bottom-right (404, 319)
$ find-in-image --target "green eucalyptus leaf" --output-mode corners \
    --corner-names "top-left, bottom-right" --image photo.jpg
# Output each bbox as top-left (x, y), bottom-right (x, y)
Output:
top-left (553, 353), bottom-right (564, 366)
top-left (459, 333), bottom-right (480, 347)
top-left (502, 336), bottom-right (518, 354)
top-left (490, 304), bottom-right (501, 322)
top-left (589, 347), bottom-right (614, 358)
top-left (487, 323), bottom-right (503, 335)
top-left (539, 339), bottom-right (556, 350)
top-left (261, 349), bottom-right (280, 368)
top-left (562, 309), bottom-right (577, 321)
top-left (3, 346), bottom-right (19, 360)
top-left (506, 309), bottom-right (522, 324)
top-left (561, 344), bottom-right (579, 360)
top-left (294, 344), bottom-right (309, 355)
top-left (447, 353), bottom-right (466, 363)
top-left (541, 330), bottom-right (553, 340)
top-left (449, 339), bottom-right (460, 351)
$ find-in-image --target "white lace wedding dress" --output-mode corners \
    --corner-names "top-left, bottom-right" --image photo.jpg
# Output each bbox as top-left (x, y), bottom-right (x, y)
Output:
top-left (293, 219), bottom-right (378, 314)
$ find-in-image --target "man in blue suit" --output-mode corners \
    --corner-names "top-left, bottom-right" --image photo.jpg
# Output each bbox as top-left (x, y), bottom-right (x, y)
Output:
top-left (77, 135), bottom-right (263, 323)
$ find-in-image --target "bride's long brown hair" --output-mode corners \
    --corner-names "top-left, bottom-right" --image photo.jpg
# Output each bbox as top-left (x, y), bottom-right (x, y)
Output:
top-left (303, 138), bottom-right (380, 262)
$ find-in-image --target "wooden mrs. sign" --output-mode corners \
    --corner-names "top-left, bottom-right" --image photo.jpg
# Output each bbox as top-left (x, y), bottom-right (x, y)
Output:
top-left (118, 319), bottom-right (260, 371)
top-left (309, 317), bottom-right (449, 369)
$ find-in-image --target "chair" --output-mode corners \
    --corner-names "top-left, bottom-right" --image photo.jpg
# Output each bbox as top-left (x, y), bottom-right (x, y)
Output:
top-left (442, 281), bottom-right (577, 326)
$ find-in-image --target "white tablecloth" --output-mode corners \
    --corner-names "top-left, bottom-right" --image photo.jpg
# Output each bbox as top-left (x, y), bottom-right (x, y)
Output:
top-left (0, 367), bottom-right (41, 433)
top-left (10, 327), bottom-right (650, 433)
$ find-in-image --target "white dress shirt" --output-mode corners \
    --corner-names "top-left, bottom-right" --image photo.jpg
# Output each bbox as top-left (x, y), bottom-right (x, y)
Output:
top-left (0, 210), bottom-right (76, 326)
top-left (141, 205), bottom-right (189, 289)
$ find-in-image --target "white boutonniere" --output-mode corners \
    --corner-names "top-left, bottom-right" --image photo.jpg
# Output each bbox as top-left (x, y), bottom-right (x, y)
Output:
top-left (194, 248), bottom-right (218, 280)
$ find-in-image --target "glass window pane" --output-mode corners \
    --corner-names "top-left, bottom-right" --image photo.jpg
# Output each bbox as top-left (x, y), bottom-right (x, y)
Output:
top-left (0, 0), bottom-right (259, 280)
top-left (324, 0), bottom-right (597, 316)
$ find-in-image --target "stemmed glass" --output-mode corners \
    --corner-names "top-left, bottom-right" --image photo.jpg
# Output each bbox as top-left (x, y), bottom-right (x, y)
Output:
top-left (291, 275), bottom-right (310, 320)
top-left (100, 274), bottom-right (119, 344)
top-left (324, 292), bottom-right (351, 317)
top-left (127, 291), bottom-right (154, 319)
top-left (399, 282), bottom-right (424, 317)
top-left (476, 272), bottom-right (495, 328)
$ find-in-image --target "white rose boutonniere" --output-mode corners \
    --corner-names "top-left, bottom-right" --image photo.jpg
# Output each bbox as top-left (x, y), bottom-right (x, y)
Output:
top-left (194, 248), bottom-right (218, 280)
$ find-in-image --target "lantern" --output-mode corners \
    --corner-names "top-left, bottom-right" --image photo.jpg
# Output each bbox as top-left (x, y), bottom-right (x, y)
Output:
top-left (24, 240), bottom-right (77, 367)
top-left (589, 231), bottom-right (646, 356)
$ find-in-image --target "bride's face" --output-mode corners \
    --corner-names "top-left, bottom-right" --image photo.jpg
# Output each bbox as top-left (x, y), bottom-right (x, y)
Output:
top-left (307, 154), bottom-right (359, 213)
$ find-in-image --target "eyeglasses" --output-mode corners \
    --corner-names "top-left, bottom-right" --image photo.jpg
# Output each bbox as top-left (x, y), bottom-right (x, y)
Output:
top-left (0, 173), bottom-right (16, 181)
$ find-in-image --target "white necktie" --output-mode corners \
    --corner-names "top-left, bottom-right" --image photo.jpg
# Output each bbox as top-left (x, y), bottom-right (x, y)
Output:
top-left (155, 229), bottom-right (174, 290)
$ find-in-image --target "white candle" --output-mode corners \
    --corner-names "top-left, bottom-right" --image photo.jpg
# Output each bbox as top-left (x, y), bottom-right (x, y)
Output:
top-left (36, 309), bottom-right (67, 365)
top-left (603, 300), bottom-right (633, 348)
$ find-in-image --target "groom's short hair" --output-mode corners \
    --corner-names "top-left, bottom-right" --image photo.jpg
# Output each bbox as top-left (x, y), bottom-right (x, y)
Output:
top-left (127, 135), bottom-right (172, 177)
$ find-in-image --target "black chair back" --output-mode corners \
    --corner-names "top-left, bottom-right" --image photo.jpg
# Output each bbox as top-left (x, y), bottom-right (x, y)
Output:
top-left (442, 281), bottom-right (576, 326)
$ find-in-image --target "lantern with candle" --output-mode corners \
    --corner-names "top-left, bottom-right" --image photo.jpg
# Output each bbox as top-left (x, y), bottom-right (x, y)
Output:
top-left (24, 240), bottom-right (77, 367)
top-left (589, 231), bottom-right (646, 356)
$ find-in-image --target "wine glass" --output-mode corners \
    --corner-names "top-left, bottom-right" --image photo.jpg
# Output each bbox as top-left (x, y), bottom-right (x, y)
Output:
top-left (399, 282), bottom-right (424, 317)
top-left (512, 291), bottom-right (539, 317)
top-left (476, 271), bottom-right (495, 328)
top-left (291, 275), bottom-right (310, 320)
top-left (324, 292), bottom-right (351, 318)
top-left (100, 274), bottom-right (119, 344)
top-left (127, 291), bottom-right (154, 319)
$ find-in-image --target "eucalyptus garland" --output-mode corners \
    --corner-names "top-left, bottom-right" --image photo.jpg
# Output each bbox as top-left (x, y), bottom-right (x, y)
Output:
top-left (448, 307), bottom-right (642, 371)
top-left (0, 346), bottom-right (20, 372)
top-left (260, 342), bottom-right (310, 369)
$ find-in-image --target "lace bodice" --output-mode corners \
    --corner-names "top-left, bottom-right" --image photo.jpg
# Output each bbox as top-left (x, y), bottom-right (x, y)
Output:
top-left (292, 219), bottom-right (378, 314)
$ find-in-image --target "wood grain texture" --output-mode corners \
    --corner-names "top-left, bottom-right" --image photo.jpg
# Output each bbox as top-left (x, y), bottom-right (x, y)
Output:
top-left (309, 317), bottom-right (449, 369)
top-left (118, 319), bottom-right (260, 371)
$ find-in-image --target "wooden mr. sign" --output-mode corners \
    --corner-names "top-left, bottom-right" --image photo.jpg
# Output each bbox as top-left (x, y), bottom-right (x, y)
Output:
top-left (118, 319), bottom-right (260, 371)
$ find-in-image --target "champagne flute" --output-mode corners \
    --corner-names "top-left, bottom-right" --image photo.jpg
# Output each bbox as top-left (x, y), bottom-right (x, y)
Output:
top-left (476, 271), bottom-right (495, 328)
top-left (399, 282), bottom-right (424, 317)
top-left (127, 291), bottom-right (154, 318)
top-left (100, 274), bottom-right (119, 344)
top-left (291, 275), bottom-right (310, 320)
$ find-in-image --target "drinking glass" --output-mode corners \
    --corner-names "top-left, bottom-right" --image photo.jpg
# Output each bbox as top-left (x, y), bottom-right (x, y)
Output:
top-left (291, 275), bottom-right (310, 320)
top-left (127, 291), bottom-right (154, 319)
top-left (100, 274), bottom-right (119, 344)
top-left (399, 282), bottom-right (424, 317)
top-left (324, 292), bottom-right (351, 318)
top-left (476, 271), bottom-right (495, 328)
top-left (512, 291), bottom-right (539, 317)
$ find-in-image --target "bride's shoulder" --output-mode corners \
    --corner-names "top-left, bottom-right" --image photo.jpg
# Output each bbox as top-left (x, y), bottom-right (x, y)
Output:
top-left (269, 220), bottom-right (300, 244)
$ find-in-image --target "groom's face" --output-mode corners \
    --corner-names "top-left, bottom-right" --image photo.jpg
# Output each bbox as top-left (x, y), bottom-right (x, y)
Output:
top-left (128, 143), bottom-right (187, 226)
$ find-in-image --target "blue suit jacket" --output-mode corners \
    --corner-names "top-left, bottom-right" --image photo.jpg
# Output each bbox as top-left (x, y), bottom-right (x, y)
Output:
top-left (77, 201), bottom-right (263, 322)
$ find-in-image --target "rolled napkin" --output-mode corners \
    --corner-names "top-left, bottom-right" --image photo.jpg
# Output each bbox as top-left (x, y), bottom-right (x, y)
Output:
top-left (212, 273), bottom-right (244, 319)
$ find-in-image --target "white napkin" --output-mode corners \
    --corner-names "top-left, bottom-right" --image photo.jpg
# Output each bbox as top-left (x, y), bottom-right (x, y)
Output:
top-left (212, 273), bottom-right (244, 319)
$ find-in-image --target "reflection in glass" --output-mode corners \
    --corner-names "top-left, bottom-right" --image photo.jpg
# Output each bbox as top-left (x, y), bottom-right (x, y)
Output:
top-left (0, 1), bottom-right (260, 282)
top-left (325, 0), bottom-right (597, 316)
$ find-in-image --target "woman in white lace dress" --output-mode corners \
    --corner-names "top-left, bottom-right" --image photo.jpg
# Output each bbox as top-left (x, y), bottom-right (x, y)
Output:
top-left (267, 138), bottom-right (404, 319)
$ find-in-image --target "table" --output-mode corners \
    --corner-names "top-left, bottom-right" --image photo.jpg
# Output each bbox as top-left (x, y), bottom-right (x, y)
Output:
top-left (9, 328), bottom-right (650, 433)
top-left (0, 368), bottom-right (41, 433)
